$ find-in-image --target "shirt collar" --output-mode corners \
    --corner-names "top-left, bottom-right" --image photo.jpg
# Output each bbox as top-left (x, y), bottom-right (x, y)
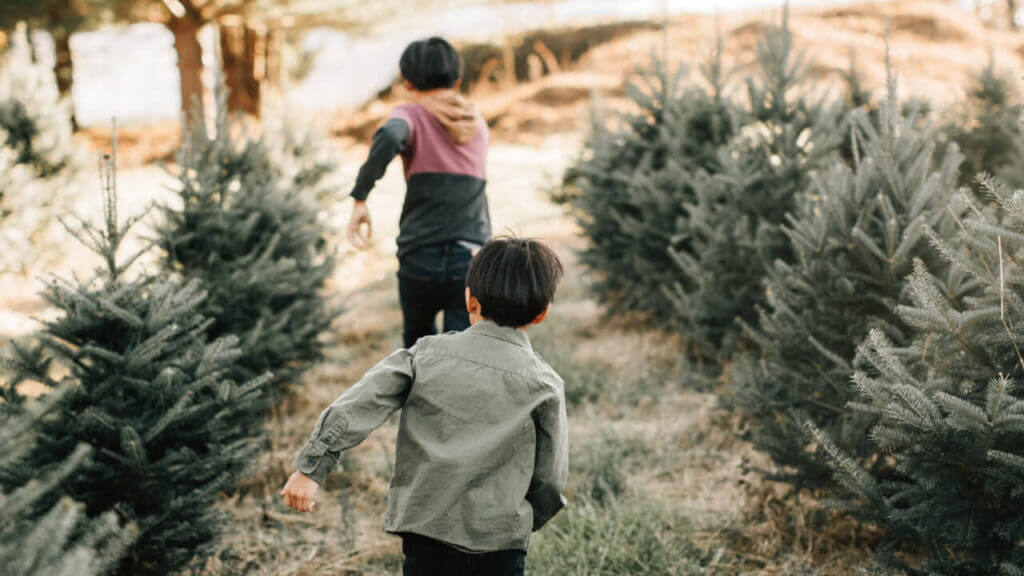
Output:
top-left (467, 319), bottom-right (533, 350)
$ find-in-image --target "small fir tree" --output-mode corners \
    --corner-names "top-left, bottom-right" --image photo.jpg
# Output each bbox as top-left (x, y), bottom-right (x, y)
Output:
top-left (0, 388), bottom-right (136, 576)
top-left (731, 66), bottom-right (964, 492)
top-left (262, 106), bottom-right (342, 206)
top-left (561, 43), bottom-right (737, 325)
top-left (943, 56), bottom-right (1024, 190)
top-left (816, 175), bottom-right (1024, 574)
top-left (0, 135), bottom-right (54, 274)
top-left (156, 81), bottom-right (338, 406)
top-left (664, 7), bottom-right (843, 356)
top-left (2, 146), bottom-right (266, 575)
top-left (0, 25), bottom-right (81, 275)
top-left (0, 24), bottom-right (77, 177)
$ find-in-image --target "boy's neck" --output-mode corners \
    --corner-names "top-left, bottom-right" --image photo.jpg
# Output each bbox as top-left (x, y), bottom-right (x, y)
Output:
top-left (410, 87), bottom-right (457, 98)
top-left (470, 316), bottom-right (530, 332)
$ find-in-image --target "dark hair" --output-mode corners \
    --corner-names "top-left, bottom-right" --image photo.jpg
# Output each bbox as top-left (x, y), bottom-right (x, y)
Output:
top-left (399, 37), bottom-right (463, 91)
top-left (466, 236), bottom-right (564, 327)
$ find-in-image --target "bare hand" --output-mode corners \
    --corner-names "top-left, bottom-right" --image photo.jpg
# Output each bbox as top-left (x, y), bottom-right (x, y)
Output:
top-left (280, 471), bottom-right (319, 512)
top-left (348, 200), bottom-right (372, 249)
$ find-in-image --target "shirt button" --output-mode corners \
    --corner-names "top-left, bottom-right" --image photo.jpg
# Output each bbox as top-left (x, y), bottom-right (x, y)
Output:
top-left (306, 458), bottom-right (316, 467)
top-left (323, 436), bottom-right (332, 443)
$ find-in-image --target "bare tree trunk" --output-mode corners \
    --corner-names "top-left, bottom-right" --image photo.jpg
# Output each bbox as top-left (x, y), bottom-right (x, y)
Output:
top-left (218, 20), bottom-right (261, 117)
top-left (168, 12), bottom-right (205, 124)
top-left (52, 29), bottom-right (77, 130)
top-left (264, 27), bottom-right (281, 91)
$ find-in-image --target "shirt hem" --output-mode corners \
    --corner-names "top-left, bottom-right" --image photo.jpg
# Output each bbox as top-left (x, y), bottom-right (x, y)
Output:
top-left (385, 528), bottom-right (528, 554)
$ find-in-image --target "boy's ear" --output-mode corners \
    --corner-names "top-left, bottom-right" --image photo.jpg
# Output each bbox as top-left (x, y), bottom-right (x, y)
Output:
top-left (530, 304), bottom-right (551, 326)
top-left (453, 78), bottom-right (462, 90)
top-left (402, 79), bottom-right (416, 93)
top-left (465, 287), bottom-right (482, 315)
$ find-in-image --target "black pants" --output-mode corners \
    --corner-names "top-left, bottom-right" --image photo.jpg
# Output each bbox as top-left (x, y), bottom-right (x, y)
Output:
top-left (398, 243), bottom-right (473, 348)
top-left (402, 534), bottom-right (526, 576)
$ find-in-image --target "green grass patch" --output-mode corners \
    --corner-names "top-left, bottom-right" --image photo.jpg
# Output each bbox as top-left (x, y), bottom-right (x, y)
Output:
top-left (570, 431), bottom-right (647, 504)
top-left (527, 497), bottom-right (708, 576)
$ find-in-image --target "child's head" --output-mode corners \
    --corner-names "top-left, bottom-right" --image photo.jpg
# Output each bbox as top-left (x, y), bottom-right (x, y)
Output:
top-left (465, 236), bottom-right (564, 328)
top-left (400, 37), bottom-right (463, 92)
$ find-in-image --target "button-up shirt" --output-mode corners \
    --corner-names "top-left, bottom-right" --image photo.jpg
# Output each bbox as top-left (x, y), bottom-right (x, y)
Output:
top-left (293, 320), bottom-right (568, 552)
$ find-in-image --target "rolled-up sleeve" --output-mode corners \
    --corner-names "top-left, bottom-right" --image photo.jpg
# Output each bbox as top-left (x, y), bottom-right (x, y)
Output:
top-left (527, 385), bottom-right (569, 530)
top-left (293, 347), bottom-right (415, 484)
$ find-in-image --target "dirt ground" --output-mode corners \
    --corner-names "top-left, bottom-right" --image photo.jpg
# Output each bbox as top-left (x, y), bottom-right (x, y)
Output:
top-left (2, 1), bottom-right (1019, 574)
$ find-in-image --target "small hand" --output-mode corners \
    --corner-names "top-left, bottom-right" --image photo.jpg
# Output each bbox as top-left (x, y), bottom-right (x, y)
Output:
top-left (348, 200), bottom-right (373, 249)
top-left (280, 471), bottom-right (319, 512)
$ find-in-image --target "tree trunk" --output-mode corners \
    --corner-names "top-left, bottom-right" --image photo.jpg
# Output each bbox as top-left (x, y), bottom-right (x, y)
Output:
top-left (168, 14), bottom-right (205, 124)
top-left (219, 21), bottom-right (261, 117)
top-left (52, 29), bottom-right (77, 130)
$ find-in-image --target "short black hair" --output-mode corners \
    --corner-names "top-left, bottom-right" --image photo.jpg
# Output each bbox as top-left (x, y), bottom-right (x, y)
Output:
top-left (466, 236), bottom-right (564, 327)
top-left (400, 37), bottom-right (463, 91)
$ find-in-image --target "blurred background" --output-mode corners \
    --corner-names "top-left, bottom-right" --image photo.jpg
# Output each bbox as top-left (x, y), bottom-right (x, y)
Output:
top-left (6, 2), bottom-right (1024, 575)
top-left (4, 0), bottom-right (1019, 130)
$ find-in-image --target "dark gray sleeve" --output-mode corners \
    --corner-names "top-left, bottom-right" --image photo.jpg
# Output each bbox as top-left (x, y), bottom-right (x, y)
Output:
top-left (350, 118), bottom-right (410, 201)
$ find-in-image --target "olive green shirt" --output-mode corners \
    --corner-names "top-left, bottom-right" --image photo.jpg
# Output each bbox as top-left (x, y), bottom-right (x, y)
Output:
top-left (293, 320), bottom-right (569, 552)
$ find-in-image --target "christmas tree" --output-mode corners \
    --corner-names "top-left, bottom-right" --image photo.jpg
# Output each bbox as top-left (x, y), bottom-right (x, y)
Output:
top-left (816, 174), bottom-right (1024, 574)
top-left (0, 24), bottom-right (81, 275)
top-left (0, 387), bottom-right (136, 576)
top-left (262, 106), bottom-right (342, 206)
top-left (156, 80), bottom-right (338, 407)
top-left (731, 63), bottom-right (964, 492)
top-left (663, 7), bottom-right (843, 357)
top-left (0, 23), bottom-right (77, 178)
top-left (561, 42), bottom-right (737, 326)
top-left (1, 145), bottom-right (267, 575)
top-left (943, 56), bottom-right (1024, 190)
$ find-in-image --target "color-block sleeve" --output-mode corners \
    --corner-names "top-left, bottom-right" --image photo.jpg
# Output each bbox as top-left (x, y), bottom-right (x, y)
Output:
top-left (293, 346), bottom-right (416, 484)
top-left (526, 384), bottom-right (569, 530)
top-left (349, 116), bottom-right (411, 201)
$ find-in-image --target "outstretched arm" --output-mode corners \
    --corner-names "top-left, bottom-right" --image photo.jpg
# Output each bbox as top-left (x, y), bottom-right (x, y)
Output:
top-left (348, 118), bottom-right (410, 248)
top-left (282, 347), bottom-right (415, 510)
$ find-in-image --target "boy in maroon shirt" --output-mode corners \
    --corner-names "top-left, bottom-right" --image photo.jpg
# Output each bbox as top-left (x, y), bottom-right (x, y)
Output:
top-left (348, 37), bottom-right (491, 348)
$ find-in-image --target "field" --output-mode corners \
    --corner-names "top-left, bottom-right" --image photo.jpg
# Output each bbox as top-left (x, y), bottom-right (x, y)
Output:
top-left (3, 1), bottom-right (1024, 574)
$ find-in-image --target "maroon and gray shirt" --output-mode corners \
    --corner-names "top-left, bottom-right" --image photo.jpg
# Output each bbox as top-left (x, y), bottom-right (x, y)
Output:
top-left (351, 103), bottom-right (492, 258)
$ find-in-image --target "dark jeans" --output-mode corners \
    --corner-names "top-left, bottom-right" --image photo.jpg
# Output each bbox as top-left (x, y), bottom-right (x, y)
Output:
top-left (398, 243), bottom-right (473, 348)
top-left (402, 534), bottom-right (526, 576)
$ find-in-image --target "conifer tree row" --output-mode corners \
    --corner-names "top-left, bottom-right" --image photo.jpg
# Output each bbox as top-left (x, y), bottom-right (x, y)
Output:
top-left (561, 44), bottom-right (737, 326)
top-left (731, 63), bottom-right (964, 492)
top-left (943, 57), bottom-right (1024, 191)
top-left (815, 174), bottom-right (1024, 574)
top-left (1, 145), bottom-right (267, 575)
top-left (157, 80), bottom-right (339, 411)
top-left (663, 7), bottom-right (842, 357)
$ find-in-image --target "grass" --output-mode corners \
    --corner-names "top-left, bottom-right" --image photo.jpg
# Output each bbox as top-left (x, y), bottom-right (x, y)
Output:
top-left (569, 430), bottom-right (645, 505)
top-left (527, 496), bottom-right (709, 576)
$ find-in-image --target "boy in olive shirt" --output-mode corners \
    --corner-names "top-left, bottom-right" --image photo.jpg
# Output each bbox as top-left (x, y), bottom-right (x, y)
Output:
top-left (281, 237), bottom-right (568, 576)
